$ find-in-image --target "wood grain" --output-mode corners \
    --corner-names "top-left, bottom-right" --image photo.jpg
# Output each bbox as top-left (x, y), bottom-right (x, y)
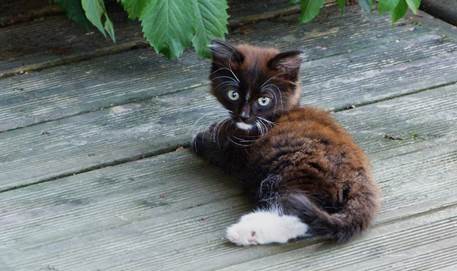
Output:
top-left (1, 77), bottom-right (456, 191)
top-left (2, 8), bottom-right (428, 132)
top-left (2, 24), bottom-right (455, 132)
top-left (1, 114), bottom-right (456, 271)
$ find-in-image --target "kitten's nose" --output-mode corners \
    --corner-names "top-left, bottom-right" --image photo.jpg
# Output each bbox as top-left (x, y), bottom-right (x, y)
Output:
top-left (240, 104), bottom-right (251, 121)
top-left (240, 110), bottom-right (250, 122)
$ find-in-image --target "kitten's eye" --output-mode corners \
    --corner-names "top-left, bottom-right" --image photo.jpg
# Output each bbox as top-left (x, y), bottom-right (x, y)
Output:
top-left (258, 97), bottom-right (271, 106)
top-left (227, 90), bottom-right (239, 101)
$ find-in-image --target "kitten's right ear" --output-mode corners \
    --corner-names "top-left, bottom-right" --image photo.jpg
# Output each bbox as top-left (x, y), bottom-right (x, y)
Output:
top-left (209, 40), bottom-right (244, 64)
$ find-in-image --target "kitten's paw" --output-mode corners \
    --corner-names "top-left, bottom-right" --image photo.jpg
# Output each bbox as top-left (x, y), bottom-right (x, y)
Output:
top-left (226, 223), bottom-right (261, 246)
top-left (191, 132), bottom-right (205, 155)
top-left (225, 210), bottom-right (309, 246)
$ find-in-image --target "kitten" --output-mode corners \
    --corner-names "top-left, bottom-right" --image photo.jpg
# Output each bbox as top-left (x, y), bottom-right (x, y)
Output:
top-left (192, 40), bottom-right (381, 246)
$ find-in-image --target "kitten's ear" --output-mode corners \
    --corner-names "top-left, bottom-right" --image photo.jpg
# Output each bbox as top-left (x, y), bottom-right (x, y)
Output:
top-left (267, 50), bottom-right (303, 80)
top-left (209, 40), bottom-right (244, 64)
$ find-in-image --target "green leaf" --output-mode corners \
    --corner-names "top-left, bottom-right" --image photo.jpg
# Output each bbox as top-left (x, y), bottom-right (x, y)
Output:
top-left (337, 0), bottom-right (346, 13)
top-left (391, 0), bottom-right (408, 22)
top-left (191, 0), bottom-right (229, 58)
top-left (81, 0), bottom-right (116, 42)
top-left (120, 0), bottom-right (148, 19)
top-left (299, 0), bottom-right (325, 23)
top-left (406, 0), bottom-right (421, 14)
top-left (378, 0), bottom-right (400, 14)
top-left (141, 0), bottom-right (194, 59)
top-left (52, 0), bottom-right (91, 29)
top-left (358, 0), bottom-right (373, 13)
top-left (104, 15), bottom-right (115, 41)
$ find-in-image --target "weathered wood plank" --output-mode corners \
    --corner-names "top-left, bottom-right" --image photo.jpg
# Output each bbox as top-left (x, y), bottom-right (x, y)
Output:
top-left (1, 76), bottom-right (456, 191)
top-left (0, 0), bottom-right (53, 27)
top-left (0, 0), bottom-right (301, 76)
top-left (2, 8), bottom-right (436, 132)
top-left (1, 132), bottom-right (456, 270)
top-left (0, 0), bottom-right (343, 76)
top-left (3, 28), bottom-right (455, 133)
top-left (1, 84), bottom-right (457, 245)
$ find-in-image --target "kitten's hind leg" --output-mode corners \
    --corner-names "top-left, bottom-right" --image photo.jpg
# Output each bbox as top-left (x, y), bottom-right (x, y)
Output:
top-left (225, 208), bottom-right (309, 246)
top-left (226, 175), bottom-right (309, 246)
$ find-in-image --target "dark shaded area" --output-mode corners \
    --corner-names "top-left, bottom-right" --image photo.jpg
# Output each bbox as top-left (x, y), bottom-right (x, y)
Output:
top-left (422, 0), bottom-right (457, 26)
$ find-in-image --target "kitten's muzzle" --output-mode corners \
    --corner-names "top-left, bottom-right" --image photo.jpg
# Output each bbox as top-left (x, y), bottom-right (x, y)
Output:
top-left (240, 104), bottom-right (251, 122)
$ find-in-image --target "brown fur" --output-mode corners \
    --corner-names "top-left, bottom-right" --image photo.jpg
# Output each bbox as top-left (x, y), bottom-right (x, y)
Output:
top-left (192, 41), bottom-right (381, 242)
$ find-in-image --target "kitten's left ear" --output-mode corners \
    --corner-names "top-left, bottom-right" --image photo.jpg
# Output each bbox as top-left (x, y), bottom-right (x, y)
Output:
top-left (267, 50), bottom-right (303, 80)
top-left (209, 40), bottom-right (244, 64)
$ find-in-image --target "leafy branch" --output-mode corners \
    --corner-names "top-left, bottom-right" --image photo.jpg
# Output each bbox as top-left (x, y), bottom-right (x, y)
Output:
top-left (54, 0), bottom-right (422, 59)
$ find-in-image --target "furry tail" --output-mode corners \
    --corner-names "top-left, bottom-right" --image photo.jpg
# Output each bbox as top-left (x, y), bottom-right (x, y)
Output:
top-left (281, 188), bottom-right (380, 242)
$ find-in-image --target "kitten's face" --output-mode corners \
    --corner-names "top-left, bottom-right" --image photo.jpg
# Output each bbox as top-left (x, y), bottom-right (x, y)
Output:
top-left (209, 41), bottom-right (302, 132)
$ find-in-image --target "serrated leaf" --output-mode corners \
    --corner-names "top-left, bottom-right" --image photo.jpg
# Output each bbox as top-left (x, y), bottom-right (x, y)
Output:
top-left (120, 0), bottom-right (148, 19)
top-left (81, 0), bottom-right (116, 42)
top-left (337, 0), bottom-right (346, 13)
top-left (391, 0), bottom-right (408, 22)
top-left (406, 0), bottom-right (421, 14)
top-left (191, 0), bottom-right (229, 58)
top-left (52, 0), bottom-right (91, 29)
top-left (299, 0), bottom-right (325, 23)
top-left (358, 0), bottom-right (373, 13)
top-left (141, 0), bottom-right (194, 59)
top-left (378, 0), bottom-right (400, 14)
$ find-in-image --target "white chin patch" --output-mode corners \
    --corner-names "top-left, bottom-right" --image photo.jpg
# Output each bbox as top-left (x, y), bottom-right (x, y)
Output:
top-left (236, 122), bottom-right (253, 130)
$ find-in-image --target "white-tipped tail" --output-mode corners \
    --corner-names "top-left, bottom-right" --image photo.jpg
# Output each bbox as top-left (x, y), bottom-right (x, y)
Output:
top-left (225, 209), bottom-right (309, 246)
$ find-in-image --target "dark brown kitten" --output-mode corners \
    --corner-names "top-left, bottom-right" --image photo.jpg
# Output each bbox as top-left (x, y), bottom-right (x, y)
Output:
top-left (192, 40), bottom-right (381, 246)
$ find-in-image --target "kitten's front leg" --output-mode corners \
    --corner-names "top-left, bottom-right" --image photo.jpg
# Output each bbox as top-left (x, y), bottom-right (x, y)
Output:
top-left (191, 123), bottom-right (229, 168)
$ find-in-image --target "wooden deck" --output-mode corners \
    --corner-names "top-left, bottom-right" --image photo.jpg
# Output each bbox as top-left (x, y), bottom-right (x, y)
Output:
top-left (1, 1), bottom-right (457, 270)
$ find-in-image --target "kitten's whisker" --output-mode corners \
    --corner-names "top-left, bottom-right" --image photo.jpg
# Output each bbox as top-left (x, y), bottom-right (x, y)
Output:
top-left (271, 90), bottom-right (280, 112)
top-left (216, 81), bottom-right (239, 89)
top-left (191, 111), bottom-right (226, 126)
top-left (263, 83), bottom-right (283, 109)
top-left (232, 135), bottom-right (256, 143)
top-left (212, 75), bottom-right (239, 85)
top-left (216, 83), bottom-right (238, 90)
top-left (212, 119), bottom-right (230, 147)
top-left (258, 116), bottom-right (275, 125)
top-left (255, 122), bottom-right (262, 136)
top-left (257, 119), bottom-right (267, 133)
top-left (260, 75), bottom-right (278, 89)
top-left (228, 62), bottom-right (240, 83)
top-left (283, 79), bottom-right (298, 86)
top-left (260, 120), bottom-right (269, 135)
top-left (211, 67), bottom-right (235, 76)
top-left (228, 136), bottom-right (250, 148)
top-left (256, 121), bottom-right (267, 137)
top-left (190, 113), bottom-right (215, 137)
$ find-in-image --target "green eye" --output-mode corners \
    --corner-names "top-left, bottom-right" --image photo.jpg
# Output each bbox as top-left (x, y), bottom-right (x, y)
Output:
top-left (227, 90), bottom-right (239, 101)
top-left (258, 96), bottom-right (271, 106)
